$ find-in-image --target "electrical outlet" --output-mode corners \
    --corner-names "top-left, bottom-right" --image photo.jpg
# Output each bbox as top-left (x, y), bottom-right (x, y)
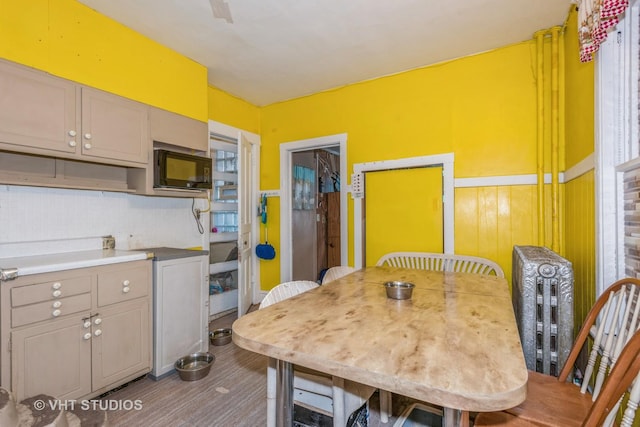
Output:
top-left (102, 235), bottom-right (116, 250)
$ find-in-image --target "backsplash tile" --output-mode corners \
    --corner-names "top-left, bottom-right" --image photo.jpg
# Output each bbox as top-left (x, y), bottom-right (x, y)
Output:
top-left (0, 185), bottom-right (209, 258)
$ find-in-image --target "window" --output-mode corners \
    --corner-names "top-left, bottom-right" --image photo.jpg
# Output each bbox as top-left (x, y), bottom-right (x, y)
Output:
top-left (597, 0), bottom-right (640, 292)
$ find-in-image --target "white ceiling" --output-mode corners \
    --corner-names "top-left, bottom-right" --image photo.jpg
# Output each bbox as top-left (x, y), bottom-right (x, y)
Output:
top-left (76, 0), bottom-right (573, 106)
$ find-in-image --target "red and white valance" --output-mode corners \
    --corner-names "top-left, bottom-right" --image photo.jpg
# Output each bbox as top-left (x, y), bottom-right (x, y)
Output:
top-left (578, 0), bottom-right (629, 62)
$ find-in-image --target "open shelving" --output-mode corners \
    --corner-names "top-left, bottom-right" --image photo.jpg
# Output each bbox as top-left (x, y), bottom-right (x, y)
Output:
top-left (209, 137), bottom-right (239, 316)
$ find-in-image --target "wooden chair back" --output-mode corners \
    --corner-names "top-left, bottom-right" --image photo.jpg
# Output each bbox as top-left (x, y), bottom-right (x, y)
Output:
top-left (375, 251), bottom-right (505, 277)
top-left (560, 278), bottom-right (640, 397)
top-left (475, 328), bottom-right (640, 426)
top-left (476, 278), bottom-right (640, 427)
top-left (583, 327), bottom-right (640, 426)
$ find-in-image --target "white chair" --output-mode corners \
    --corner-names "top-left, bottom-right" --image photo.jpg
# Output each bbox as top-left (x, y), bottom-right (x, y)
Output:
top-left (321, 265), bottom-right (357, 284)
top-left (260, 280), bottom-right (376, 427)
top-left (375, 251), bottom-right (505, 277)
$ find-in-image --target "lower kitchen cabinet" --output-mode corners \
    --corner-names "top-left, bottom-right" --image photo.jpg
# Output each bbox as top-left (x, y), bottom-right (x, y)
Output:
top-left (91, 298), bottom-right (150, 393)
top-left (11, 315), bottom-right (92, 400)
top-left (0, 260), bottom-right (152, 401)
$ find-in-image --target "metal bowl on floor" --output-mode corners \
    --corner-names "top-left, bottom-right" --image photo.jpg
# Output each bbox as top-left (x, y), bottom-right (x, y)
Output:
top-left (384, 281), bottom-right (415, 300)
top-left (210, 328), bottom-right (232, 346)
top-left (175, 352), bottom-right (215, 381)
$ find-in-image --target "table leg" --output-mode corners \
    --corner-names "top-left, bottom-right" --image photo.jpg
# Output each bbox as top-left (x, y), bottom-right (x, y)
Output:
top-left (275, 360), bottom-right (294, 427)
top-left (443, 408), bottom-right (470, 427)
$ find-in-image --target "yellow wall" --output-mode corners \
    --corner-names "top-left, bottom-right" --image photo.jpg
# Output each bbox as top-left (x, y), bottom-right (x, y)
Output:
top-left (0, 0), bottom-right (596, 311)
top-left (563, 6), bottom-right (596, 332)
top-left (260, 42), bottom-right (545, 290)
top-left (207, 85), bottom-right (260, 134)
top-left (564, 9), bottom-right (595, 170)
top-left (0, 0), bottom-right (208, 121)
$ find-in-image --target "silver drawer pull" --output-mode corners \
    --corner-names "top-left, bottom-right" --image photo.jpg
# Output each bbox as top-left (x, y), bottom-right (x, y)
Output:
top-left (122, 286), bottom-right (131, 293)
top-left (94, 318), bottom-right (102, 325)
top-left (123, 280), bottom-right (130, 287)
top-left (52, 309), bottom-right (61, 317)
top-left (83, 333), bottom-right (92, 340)
top-left (94, 329), bottom-right (102, 337)
top-left (52, 290), bottom-right (62, 298)
top-left (83, 321), bottom-right (91, 328)
top-left (52, 282), bottom-right (62, 290)
top-left (52, 301), bottom-right (62, 308)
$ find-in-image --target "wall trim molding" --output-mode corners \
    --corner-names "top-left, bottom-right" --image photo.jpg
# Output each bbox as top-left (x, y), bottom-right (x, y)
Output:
top-left (453, 171), bottom-right (574, 188)
top-left (564, 154), bottom-right (595, 182)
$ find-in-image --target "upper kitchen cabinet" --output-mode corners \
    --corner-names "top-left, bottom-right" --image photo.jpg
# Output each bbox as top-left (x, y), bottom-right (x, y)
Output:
top-left (0, 58), bottom-right (207, 197)
top-left (79, 87), bottom-right (148, 165)
top-left (0, 59), bottom-right (78, 155)
top-left (149, 107), bottom-right (208, 153)
top-left (0, 59), bottom-right (148, 166)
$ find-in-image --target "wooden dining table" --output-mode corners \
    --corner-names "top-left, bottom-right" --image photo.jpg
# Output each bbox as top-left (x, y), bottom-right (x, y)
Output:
top-left (232, 266), bottom-right (528, 427)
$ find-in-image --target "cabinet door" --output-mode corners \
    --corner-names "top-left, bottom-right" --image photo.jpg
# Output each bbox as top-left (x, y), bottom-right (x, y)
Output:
top-left (149, 106), bottom-right (208, 151)
top-left (0, 60), bottom-right (78, 154)
top-left (11, 315), bottom-right (92, 401)
top-left (91, 298), bottom-right (150, 391)
top-left (80, 87), bottom-right (148, 164)
top-left (153, 256), bottom-right (208, 378)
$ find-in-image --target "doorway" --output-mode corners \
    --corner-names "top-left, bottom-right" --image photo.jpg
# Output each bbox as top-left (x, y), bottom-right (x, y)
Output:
top-left (280, 134), bottom-right (348, 283)
top-left (352, 153), bottom-right (455, 268)
top-left (291, 148), bottom-right (341, 281)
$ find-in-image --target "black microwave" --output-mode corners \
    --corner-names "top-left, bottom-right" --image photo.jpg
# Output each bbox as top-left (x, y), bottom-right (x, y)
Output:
top-left (154, 149), bottom-right (212, 190)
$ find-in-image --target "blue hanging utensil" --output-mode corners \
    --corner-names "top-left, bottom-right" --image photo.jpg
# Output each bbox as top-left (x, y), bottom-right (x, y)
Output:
top-left (256, 193), bottom-right (276, 260)
top-left (260, 193), bottom-right (267, 224)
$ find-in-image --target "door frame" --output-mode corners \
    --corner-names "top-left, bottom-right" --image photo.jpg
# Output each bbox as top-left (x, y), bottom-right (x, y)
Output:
top-left (352, 153), bottom-right (455, 268)
top-left (208, 120), bottom-right (261, 306)
top-left (280, 133), bottom-right (348, 282)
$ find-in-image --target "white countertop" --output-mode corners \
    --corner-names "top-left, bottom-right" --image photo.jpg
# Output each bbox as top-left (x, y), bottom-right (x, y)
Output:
top-left (0, 249), bottom-right (150, 278)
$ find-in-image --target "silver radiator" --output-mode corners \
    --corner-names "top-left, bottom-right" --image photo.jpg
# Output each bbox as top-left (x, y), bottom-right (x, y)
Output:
top-left (512, 245), bottom-right (574, 376)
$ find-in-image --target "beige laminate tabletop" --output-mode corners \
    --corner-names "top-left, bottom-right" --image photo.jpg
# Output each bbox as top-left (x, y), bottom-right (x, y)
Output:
top-left (232, 266), bottom-right (528, 413)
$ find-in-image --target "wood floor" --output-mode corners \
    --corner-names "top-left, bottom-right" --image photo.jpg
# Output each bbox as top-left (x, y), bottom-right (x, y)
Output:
top-left (101, 309), bottom-right (411, 426)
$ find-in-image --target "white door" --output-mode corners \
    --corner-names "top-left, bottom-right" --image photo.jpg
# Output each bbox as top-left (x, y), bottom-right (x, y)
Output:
top-left (237, 132), bottom-right (254, 316)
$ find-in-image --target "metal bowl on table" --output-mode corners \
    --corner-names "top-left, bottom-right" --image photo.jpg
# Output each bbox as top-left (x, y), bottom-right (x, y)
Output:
top-left (210, 328), bottom-right (233, 346)
top-left (384, 281), bottom-right (415, 300)
top-left (175, 352), bottom-right (215, 381)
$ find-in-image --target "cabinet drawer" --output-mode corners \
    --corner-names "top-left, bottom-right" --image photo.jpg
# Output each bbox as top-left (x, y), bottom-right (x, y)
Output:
top-left (97, 264), bottom-right (149, 306)
top-left (11, 275), bottom-right (92, 307)
top-left (12, 293), bottom-right (91, 328)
